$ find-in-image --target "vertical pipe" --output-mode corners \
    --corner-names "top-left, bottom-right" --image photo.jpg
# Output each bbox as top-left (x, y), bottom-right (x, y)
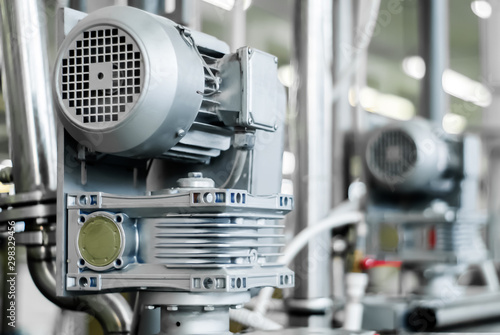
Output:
top-left (287, 0), bottom-right (334, 327)
top-left (0, 0), bottom-right (58, 197)
top-left (68, 0), bottom-right (87, 12)
top-left (230, 0), bottom-right (246, 52)
top-left (180, 0), bottom-right (201, 31)
top-left (418, 0), bottom-right (450, 123)
top-left (128, 0), bottom-right (165, 14)
top-left (331, 0), bottom-right (354, 207)
top-left (480, 0), bottom-right (500, 262)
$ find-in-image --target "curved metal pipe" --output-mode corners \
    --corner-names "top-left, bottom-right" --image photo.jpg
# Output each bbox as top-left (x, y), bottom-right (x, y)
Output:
top-left (27, 246), bottom-right (132, 334)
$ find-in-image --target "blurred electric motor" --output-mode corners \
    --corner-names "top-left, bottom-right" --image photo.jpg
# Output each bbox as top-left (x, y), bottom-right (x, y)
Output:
top-left (365, 118), bottom-right (460, 194)
top-left (363, 118), bottom-right (486, 266)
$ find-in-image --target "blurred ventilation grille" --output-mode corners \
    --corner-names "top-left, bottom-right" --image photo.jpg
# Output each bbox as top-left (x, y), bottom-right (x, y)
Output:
top-left (59, 26), bottom-right (144, 126)
top-left (368, 130), bottom-right (417, 181)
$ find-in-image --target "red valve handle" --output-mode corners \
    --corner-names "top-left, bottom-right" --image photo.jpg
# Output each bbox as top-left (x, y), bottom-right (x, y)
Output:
top-left (360, 257), bottom-right (402, 270)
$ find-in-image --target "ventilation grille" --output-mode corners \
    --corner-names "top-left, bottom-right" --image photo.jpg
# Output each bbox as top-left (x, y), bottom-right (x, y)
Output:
top-left (141, 217), bottom-right (285, 269)
top-left (368, 129), bottom-right (418, 181)
top-left (59, 25), bottom-right (144, 126)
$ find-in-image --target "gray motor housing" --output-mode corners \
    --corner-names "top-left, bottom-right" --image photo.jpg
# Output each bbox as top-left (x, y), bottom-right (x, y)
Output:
top-left (54, 6), bottom-right (212, 158)
top-left (365, 118), bottom-right (459, 193)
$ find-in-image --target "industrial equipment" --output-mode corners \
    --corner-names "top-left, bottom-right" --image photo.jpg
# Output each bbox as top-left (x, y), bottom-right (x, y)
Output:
top-left (53, 6), bottom-right (293, 334)
top-left (361, 118), bottom-right (499, 331)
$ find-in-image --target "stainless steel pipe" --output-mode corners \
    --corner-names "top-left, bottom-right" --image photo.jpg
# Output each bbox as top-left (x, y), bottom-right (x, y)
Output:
top-left (27, 245), bottom-right (132, 334)
top-left (418, 0), bottom-right (450, 123)
top-left (287, 0), bottom-right (335, 326)
top-left (406, 291), bottom-right (500, 331)
top-left (0, 0), bottom-right (58, 197)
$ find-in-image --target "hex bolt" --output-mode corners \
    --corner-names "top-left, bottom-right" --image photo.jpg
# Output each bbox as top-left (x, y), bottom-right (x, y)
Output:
top-left (176, 129), bottom-right (186, 138)
top-left (188, 172), bottom-right (203, 178)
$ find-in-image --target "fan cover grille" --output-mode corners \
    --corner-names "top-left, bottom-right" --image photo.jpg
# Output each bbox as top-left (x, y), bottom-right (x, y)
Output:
top-left (59, 25), bottom-right (144, 126)
top-left (367, 129), bottom-right (418, 181)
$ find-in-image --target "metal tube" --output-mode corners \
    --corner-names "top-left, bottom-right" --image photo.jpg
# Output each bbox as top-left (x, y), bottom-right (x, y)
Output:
top-left (230, 0), bottom-right (246, 52)
top-left (68, 0), bottom-right (87, 12)
top-left (0, 0), bottom-right (58, 196)
top-left (406, 292), bottom-right (500, 331)
top-left (27, 245), bottom-right (133, 334)
top-left (128, 0), bottom-right (164, 15)
top-left (480, 0), bottom-right (500, 261)
top-left (418, 0), bottom-right (450, 123)
top-left (331, 0), bottom-right (353, 207)
top-left (287, 0), bottom-right (335, 326)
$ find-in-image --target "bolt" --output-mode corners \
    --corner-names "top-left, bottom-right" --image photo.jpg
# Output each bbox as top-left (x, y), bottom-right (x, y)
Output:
top-left (274, 124), bottom-right (278, 130)
top-left (36, 217), bottom-right (48, 224)
top-left (248, 118), bottom-right (253, 124)
top-left (176, 129), bottom-right (186, 138)
top-left (274, 57), bottom-right (278, 64)
top-left (188, 172), bottom-right (203, 178)
top-left (248, 48), bottom-right (253, 54)
top-left (166, 306), bottom-right (178, 311)
top-left (145, 305), bottom-right (155, 310)
top-left (204, 192), bottom-right (214, 203)
top-left (204, 306), bottom-right (215, 311)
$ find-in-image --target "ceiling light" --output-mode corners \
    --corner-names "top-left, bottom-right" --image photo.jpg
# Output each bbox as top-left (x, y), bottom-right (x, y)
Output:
top-left (442, 69), bottom-right (492, 107)
top-left (402, 55), bottom-right (426, 80)
top-left (471, 0), bottom-right (492, 19)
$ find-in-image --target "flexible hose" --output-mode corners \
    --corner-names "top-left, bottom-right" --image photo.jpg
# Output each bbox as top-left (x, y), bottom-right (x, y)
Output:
top-left (252, 201), bottom-right (362, 318)
top-left (220, 149), bottom-right (248, 189)
top-left (280, 212), bottom-right (363, 265)
top-left (241, 209), bottom-right (364, 330)
top-left (229, 308), bottom-right (283, 331)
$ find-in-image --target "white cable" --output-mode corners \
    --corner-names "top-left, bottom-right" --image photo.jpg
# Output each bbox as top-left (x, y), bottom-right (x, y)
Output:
top-left (229, 308), bottom-right (283, 331)
top-left (232, 204), bottom-right (363, 329)
top-left (252, 205), bottom-right (363, 317)
top-left (280, 211), bottom-right (363, 266)
top-left (252, 286), bottom-right (275, 316)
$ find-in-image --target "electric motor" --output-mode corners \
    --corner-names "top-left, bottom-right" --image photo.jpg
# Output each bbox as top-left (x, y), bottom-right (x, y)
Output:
top-left (54, 6), bottom-right (281, 162)
top-left (365, 119), bottom-right (457, 192)
top-left (54, 9), bottom-right (292, 333)
top-left (364, 119), bottom-right (487, 269)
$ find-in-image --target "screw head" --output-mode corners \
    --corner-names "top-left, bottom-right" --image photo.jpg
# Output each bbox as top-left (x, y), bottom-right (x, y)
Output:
top-left (176, 129), bottom-right (186, 137)
top-left (188, 172), bottom-right (203, 178)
